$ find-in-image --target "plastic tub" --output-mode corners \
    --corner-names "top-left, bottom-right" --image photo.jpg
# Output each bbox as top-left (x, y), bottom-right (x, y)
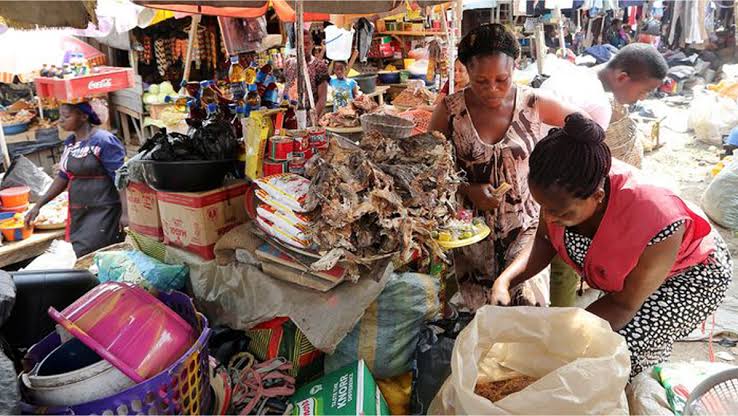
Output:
top-left (0, 217), bottom-right (33, 241)
top-left (22, 337), bottom-right (135, 406)
top-left (2, 121), bottom-right (29, 135)
top-left (378, 71), bottom-right (401, 84)
top-left (0, 203), bottom-right (29, 213)
top-left (0, 185), bottom-right (30, 207)
top-left (350, 73), bottom-right (378, 94)
top-left (141, 159), bottom-right (235, 192)
top-left (47, 282), bottom-right (196, 383)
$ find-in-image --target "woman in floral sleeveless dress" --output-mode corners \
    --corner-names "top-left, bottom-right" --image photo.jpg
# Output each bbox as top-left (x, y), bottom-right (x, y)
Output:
top-left (430, 24), bottom-right (586, 310)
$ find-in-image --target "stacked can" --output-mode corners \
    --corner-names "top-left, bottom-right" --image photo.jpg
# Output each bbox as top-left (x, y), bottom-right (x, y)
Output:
top-left (264, 135), bottom-right (292, 176)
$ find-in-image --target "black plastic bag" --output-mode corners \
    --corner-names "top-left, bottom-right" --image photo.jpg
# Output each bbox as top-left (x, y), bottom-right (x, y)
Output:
top-left (190, 117), bottom-right (237, 161)
top-left (409, 311), bottom-right (474, 415)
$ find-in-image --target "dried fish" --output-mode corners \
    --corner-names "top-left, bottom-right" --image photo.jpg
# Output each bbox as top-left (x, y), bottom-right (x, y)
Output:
top-left (307, 132), bottom-right (462, 280)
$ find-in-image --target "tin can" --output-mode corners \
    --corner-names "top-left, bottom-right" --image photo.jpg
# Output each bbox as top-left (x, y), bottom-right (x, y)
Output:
top-left (268, 136), bottom-right (293, 161)
top-left (263, 159), bottom-right (289, 176)
top-left (307, 127), bottom-right (328, 149)
top-left (288, 129), bottom-right (310, 153)
top-left (289, 147), bottom-right (314, 160)
top-left (288, 157), bottom-right (306, 176)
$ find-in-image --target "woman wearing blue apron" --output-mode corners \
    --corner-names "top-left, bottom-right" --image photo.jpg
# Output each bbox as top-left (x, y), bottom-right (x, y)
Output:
top-left (27, 102), bottom-right (126, 257)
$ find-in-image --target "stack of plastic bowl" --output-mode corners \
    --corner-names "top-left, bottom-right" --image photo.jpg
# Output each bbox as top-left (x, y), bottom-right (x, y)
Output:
top-left (20, 283), bottom-right (212, 415)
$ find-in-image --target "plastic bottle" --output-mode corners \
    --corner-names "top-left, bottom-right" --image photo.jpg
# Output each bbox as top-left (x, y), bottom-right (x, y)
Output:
top-left (244, 62), bottom-right (257, 85)
top-left (200, 80), bottom-right (218, 106)
top-left (228, 55), bottom-right (247, 102)
top-left (62, 64), bottom-right (73, 79)
top-left (231, 104), bottom-right (244, 138)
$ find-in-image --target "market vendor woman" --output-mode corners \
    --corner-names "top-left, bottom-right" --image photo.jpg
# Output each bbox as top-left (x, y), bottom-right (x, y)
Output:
top-left (490, 114), bottom-right (733, 378)
top-left (429, 23), bottom-right (585, 309)
top-left (26, 102), bottom-right (126, 257)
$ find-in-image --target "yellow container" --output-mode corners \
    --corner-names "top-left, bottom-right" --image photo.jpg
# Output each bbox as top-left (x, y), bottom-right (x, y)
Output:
top-left (403, 59), bottom-right (416, 69)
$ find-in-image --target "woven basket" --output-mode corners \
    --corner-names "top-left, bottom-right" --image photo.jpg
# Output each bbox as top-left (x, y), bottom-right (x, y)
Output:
top-left (360, 113), bottom-right (416, 139)
top-left (605, 101), bottom-right (643, 168)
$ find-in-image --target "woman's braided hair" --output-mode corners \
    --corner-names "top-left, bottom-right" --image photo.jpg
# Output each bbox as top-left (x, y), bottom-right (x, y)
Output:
top-left (458, 23), bottom-right (520, 66)
top-left (529, 113), bottom-right (612, 198)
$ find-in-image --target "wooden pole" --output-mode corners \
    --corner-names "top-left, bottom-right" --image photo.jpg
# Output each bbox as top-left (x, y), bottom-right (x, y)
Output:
top-left (555, 6), bottom-right (567, 58)
top-left (442, 5), bottom-right (454, 94)
top-left (182, 14), bottom-right (202, 84)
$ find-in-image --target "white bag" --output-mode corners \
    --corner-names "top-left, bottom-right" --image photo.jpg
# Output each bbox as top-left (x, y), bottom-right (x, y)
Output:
top-left (688, 91), bottom-right (738, 145)
top-left (324, 25), bottom-right (354, 61)
top-left (429, 306), bottom-right (631, 415)
top-left (702, 158), bottom-right (738, 230)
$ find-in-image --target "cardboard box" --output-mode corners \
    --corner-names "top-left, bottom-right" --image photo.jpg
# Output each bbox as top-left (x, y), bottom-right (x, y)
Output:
top-left (127, 181), bottom-right (163, 240)
top-left (255, 243), bottom-right (346, 292)
top-left (291, 360), bottom-right (390, 416)
top-left (157, 181), bottom-right (248, 260)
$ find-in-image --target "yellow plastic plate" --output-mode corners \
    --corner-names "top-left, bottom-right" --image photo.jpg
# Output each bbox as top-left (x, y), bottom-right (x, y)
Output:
top-left (435, 222), bottom-right (491, 250)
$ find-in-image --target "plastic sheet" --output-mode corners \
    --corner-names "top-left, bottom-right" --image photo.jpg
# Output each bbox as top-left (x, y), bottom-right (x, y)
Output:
top-left (0, 270), bottom-right (15, 326)
top-left (139, 118), bottom-right (237, 162)
top-left (0, 350), bottom-right (19, 415)
top-left (95, 250), bottom-right (189, 291)
top-left (0, 155), bottom-right (52, 202)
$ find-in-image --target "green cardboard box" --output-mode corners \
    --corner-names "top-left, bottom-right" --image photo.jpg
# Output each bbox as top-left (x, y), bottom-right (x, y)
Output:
top-left (291, 360), bottom-right (390, 415)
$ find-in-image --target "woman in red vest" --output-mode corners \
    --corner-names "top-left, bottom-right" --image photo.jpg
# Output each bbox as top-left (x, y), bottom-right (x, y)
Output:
top-left (490, 113), bottom-right (733, 378)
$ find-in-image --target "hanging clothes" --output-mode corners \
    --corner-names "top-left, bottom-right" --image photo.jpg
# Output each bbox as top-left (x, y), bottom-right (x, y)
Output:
top-left (353, 18), bottom-right (374, 63)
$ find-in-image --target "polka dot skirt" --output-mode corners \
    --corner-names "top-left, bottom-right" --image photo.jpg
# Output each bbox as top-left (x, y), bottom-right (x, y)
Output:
top-left (564, 221), bottom-right (733, 379)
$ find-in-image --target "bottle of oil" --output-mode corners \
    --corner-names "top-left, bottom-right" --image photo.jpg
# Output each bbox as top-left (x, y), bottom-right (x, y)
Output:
top-left (228, 55), bottom-right (246, 102)
top-left (244, 62), bottom-right (257, 85)
top-left (200, 80), bottom-right (218, 106)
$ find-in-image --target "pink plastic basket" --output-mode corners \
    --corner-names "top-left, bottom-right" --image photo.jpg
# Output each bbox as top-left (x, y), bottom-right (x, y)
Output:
top-left (21, 289), bottom-right (212, 415)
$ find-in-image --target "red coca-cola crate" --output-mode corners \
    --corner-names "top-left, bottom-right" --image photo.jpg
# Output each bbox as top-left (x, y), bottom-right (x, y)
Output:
top-left (34, 66), bottom-right (135, 101)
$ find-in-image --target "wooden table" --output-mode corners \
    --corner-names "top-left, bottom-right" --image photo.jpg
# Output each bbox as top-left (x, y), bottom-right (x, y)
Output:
top-left (365, 85), bottom-right (390, 106)
top-left (0, 229), bottom-right (65, 269)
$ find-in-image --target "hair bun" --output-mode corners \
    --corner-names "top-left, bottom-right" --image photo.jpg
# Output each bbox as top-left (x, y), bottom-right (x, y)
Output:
top-left (563, 113), bottom-right (606, 145)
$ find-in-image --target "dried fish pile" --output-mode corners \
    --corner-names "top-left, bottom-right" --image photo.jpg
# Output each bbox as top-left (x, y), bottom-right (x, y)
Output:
top-left (305, 131), bottom-right (461, 279)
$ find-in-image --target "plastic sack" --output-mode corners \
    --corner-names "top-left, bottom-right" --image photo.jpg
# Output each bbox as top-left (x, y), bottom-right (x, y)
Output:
top-left (688, 91), bottom-right (738, 146)
top-left (94, 250), bottom-right (189, 291)
top-left (255, 215), bottom-right (311, 249)
top-left (654, 361), bottom-right (737, 416)
top-left (0, 156), bottom-right (52, 202)
top-left (702, 157), bottom-right (738, 230)
top-left (410, 311), bottom-right (474, 415)
top-left (254, 173), bottom-right (310, 212)
top-left (324, 272), bottom-right (440, 379)
top-left (324, 25), bottom-right (354, 61)
top-left (429, 306), bottom-right (631, 415)
top-left (23, 240), bottom-right (76, 271)
top-left (243, 111), bottom-right (273, 179)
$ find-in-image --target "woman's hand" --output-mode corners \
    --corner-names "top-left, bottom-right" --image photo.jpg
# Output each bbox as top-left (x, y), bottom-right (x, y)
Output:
top-left (25, 206), bottom-right (40, 226)
top-left (489, 279), bottom-right (511, 306)
top-left (466, 183), bottom-right (502, 211)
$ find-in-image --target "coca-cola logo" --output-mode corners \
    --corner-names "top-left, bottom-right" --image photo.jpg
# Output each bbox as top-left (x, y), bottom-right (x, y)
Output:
top-left (88, 78), bottom-right (112, 89)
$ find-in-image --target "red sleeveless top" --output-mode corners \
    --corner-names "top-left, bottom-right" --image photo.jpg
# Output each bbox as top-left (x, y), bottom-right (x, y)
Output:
top-left (547, 160), bottom-right (715, 293)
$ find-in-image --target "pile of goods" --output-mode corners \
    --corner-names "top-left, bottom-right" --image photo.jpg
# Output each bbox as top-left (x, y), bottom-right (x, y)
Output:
top-left (142, 81), bottom-right (178, 106)
top-left (35, 193), bottom-right (68, 228)
top-left (254, 174), bottom-right (314, 250)
top-left (474, 376), bottom-right (538, 403)
top-left (433, 214), bottom-right (489, 249)
top-left (139, 118), bottom-right (237, 162)
top-left (0, 109), bottom-right (35, 125)
top-left (319, 95), bottom-right (380, 128)
top-left (305, 131), bottom-right (461, 278)
top-left (392, 85), bottom-right (436, 108)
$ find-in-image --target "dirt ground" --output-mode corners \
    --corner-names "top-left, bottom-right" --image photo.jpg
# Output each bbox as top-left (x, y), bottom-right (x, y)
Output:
top-left (636, 97), bottom-right (738, 363)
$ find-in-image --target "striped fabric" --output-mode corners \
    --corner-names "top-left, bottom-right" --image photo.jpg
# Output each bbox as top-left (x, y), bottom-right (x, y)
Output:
top-left (246, 317), bottom-right (324, 384)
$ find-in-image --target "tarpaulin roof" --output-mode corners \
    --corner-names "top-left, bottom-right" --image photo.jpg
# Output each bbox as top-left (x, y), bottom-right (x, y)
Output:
top-left (0, 1), bottom-right (97, 29)
top-left (136, 0), bottom-right (446, 21)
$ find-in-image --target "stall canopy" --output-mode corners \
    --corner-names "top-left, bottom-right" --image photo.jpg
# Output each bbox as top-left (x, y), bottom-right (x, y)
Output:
top-left (0, 0), bottom-right (97, 29)
top-left (137, 0), bottom-right (446, 21)
top-left (0, 29), bottom-right (105, 83)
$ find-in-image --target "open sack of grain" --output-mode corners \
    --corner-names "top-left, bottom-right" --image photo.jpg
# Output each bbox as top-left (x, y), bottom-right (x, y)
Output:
top-left (429, 306), bottom-right (631, 415)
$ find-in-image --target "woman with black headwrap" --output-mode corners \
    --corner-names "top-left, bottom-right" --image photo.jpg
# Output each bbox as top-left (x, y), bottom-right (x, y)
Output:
top-left (26, 102), bottom-right (126, 256)
top-left (429, 23), bottom-right (585, 310)
top-left (490, 114), bottom-right (733, 379)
